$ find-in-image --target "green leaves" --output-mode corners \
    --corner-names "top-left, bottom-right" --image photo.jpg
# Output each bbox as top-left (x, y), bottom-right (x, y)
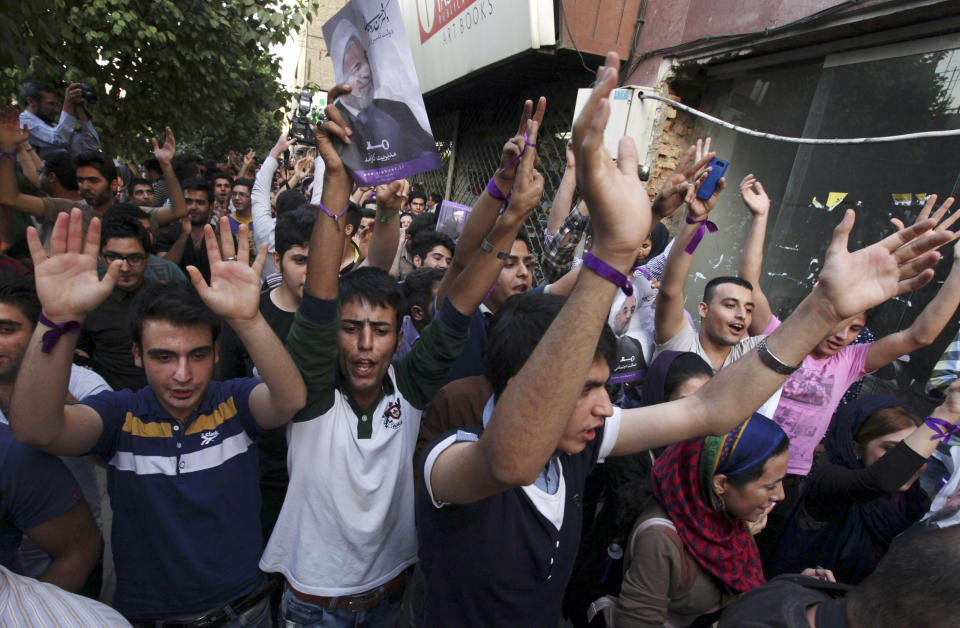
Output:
top-left (0, 0), bottom-right (320, 158)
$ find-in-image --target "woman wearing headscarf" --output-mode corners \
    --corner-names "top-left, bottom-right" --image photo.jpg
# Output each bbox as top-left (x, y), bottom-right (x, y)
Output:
top-left (564, 352), bottom-right (713, 626)
top-left (616, 412), bottom-right (789, 627)
top-left (767, 383), bottom-right (960, 584)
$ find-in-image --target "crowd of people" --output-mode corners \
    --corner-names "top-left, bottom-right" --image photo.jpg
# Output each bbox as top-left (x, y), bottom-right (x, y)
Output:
top-left (1, 51), bottom-right (960, 628)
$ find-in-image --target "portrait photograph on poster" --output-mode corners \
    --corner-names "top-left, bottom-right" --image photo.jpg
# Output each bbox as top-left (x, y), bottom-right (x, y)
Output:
top-left (323, 0), bottom-right (442, 185)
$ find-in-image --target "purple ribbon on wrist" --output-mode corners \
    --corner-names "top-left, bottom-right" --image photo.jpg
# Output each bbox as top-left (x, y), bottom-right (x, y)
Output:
top-left (317, 199), bottom-right (348, 231)
top-left (37, 311), bottom-right (81, 354)
top-left (925, 417), bottom-right (960, 444)
top-left (684, 214), bottom-right (718, 254)
top-left (486, 177), bottom-right (509, 203)
top-left (583, 252), bottom-right (633, 296)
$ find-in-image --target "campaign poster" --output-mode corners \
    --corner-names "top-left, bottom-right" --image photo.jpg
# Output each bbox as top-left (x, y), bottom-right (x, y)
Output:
top-left (922, 445), bottom-right (960, 528)
top-left (322, 0), bottom-right (442, 185)
top-left (435, 200), bottom-right (472, 239)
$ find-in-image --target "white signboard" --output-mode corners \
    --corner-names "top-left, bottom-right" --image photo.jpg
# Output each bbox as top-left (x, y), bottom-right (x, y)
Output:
top-left (399, 0), bottom-right (556, 94)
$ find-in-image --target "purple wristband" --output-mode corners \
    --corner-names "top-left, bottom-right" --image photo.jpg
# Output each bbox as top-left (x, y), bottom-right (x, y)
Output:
top-left (317, 200), bottom-right (348, 230)
top-left (486, 177), bottom-right (508, 202)
top-left (684, 214), bottom-right (718, 254)
top-left (925, 417), bottom-right (960, 444)
top-left (583, 252), bottom-right (633, 296)
top-left (0, 151), bottom-right (16, 161)
top-left (37, 311), bottom-right (82, 354)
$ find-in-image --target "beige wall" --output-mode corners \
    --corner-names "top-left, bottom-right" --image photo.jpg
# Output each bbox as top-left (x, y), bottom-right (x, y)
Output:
top-left (291, 0), bottom-right (350, 90)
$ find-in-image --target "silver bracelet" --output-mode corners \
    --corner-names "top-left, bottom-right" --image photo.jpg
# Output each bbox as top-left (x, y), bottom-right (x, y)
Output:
top-left (757, 337), bottom-right (799, 375)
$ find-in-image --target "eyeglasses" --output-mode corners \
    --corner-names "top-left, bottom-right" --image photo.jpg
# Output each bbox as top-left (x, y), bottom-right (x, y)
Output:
top-left (102, 252), bottom-right (147, 267)
top-left (232, 191), bottom-right (250, 198)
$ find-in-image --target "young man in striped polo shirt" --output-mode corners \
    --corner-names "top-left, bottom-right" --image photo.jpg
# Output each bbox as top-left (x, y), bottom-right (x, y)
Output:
top-left (9, 211), bottom-right (306, 625)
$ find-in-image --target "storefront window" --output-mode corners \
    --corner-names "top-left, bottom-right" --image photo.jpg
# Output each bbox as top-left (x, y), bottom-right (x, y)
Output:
top-left (688, 41), bottom-right (960, 379)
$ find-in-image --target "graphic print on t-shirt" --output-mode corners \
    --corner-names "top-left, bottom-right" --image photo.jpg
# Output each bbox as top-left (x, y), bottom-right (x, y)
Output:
top-left (777, 367), bottom-right (835, 441)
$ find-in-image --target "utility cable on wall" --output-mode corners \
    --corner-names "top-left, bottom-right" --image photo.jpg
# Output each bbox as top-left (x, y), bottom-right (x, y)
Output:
top-left (638, 92), bottom-right (960, 144)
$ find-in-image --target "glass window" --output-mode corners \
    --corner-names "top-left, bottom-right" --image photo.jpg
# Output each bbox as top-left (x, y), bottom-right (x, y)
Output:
top-left (688, 42), bottom-right (960, 380)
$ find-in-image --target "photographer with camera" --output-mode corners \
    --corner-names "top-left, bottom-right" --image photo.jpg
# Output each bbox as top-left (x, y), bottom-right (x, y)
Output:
top-left (18, 80), bottom-right (101, 159)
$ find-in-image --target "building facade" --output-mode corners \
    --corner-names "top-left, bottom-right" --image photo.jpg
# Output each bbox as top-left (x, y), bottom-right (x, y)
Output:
top-left (290, 0), bottom-right (960, 389)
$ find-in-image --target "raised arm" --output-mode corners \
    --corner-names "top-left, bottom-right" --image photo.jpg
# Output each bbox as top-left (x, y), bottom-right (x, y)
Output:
top-left (429, 53), bottom-right (651, 504)
top-left (866, 227), bottom-right (960, 373)
top-left (16, 139), bottom-right (42, 188)
top-left (546, 142), bottom-right (576, 237)
top-left (435, 97), bottom-right (546, 305)
top-left (0, 106), bottom-right (45, 217)
top-left (358, 180), bottom-right (406, 271)
top-left (252, 134), bottom-right (293, 257)
top-left (186, 218), bottom-right (306, 428)
top-left (69, 87), bottom-right (101, 155)
top-left (8, 210), bottom-right (116, 455)
top-left (613, 209), bottom-right (954, 455)
top-left (303, 85), bottom-right (355, 300)
top-left (150, 127), bottom-right (187, 225)
top-left (738, 174), bottom-right (773, 334)
top-left (445, 119), bottom-right (544, 317)
top-left (237, 149), bottom-right (256, 180)
top-left (653, 142), bottom-right (723, 344)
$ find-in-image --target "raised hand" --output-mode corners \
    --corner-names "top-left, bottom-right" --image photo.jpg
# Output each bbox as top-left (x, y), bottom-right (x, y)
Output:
top-left (375, 179), bottom-right (410, 213)
top-left (320, 83), bottom-right (355, 147)
top-left (571, 52), bottom-right (650, 266)
top-left (503, 119), bottom-right (544, 221)
top-left (651, 140), bottom-right (715, 220)
top-left (151, 127), bottom-right (176, 168)
top-left (740, 174), bottom-right (770, 217)
top-left (684, 142), bottom-right (725, 220)
top-left (890, 194), bottom-right (960, 233)
top-left (26, 208), bottom-right (118, 321)
top-left (496, 97), bottom-right (546, 181)
top-left (186, 217), bottom-right (266, 322)
top-left (934, 379), bottom-right (960, 425)
top-left (269, 132), bottom-right (297, 159)
top-left (0, 105), bottom-right (29, 149)
top-left (63, 83), bottom-right (84, 115)
top-left (295, 156), bottom-right (313, 177)
top-left (242, 149), bottom-right (256, 165)
top-left (817, 210), bottom-right (956, 321)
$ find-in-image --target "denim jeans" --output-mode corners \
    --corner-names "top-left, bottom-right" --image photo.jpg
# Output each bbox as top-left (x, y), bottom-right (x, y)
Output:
top-left (131, 596), bottom-right (272, 628)
top-left (225, 597), bottom-right (272, 628)
top-left (278, 586), bottom-right (403, 628)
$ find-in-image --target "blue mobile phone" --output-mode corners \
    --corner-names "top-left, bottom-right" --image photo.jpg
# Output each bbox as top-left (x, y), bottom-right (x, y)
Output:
top-left (696, 158), bottom-right (728, 200)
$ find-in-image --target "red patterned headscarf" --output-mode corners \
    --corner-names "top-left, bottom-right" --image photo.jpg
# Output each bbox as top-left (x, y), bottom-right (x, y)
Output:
top-left (652, 413), bottom-right (786, 592)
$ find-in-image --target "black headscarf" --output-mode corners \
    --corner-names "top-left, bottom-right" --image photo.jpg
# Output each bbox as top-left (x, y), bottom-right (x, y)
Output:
top-left (771, 395), bottom-right (929, 584)
top-left (647, 222), bottom-right (669, 260)
top-left (641, 350), bottom-right (685, 406)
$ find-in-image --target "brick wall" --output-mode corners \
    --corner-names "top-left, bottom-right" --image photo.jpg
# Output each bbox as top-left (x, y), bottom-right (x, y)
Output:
top-left (648, 87), bottom-right (697, 235)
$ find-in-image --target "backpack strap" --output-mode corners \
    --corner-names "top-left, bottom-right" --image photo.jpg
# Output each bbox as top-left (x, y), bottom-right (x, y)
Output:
top-left (628, 516), bottom-right (697, 596)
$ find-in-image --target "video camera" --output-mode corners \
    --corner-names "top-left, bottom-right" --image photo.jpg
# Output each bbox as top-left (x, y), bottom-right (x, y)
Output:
top-left (78, 83), bottom-right (98, 105)
top-left (289, 91), bottom-right (316, 146)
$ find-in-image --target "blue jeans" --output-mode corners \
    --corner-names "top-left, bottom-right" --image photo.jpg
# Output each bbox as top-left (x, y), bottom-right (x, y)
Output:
top-left (278, 586), bottom-right (403, 628)
top-left (225, 597), bottom-right (272, 627)
top-left (132, 597), bottom-right (271, 628)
